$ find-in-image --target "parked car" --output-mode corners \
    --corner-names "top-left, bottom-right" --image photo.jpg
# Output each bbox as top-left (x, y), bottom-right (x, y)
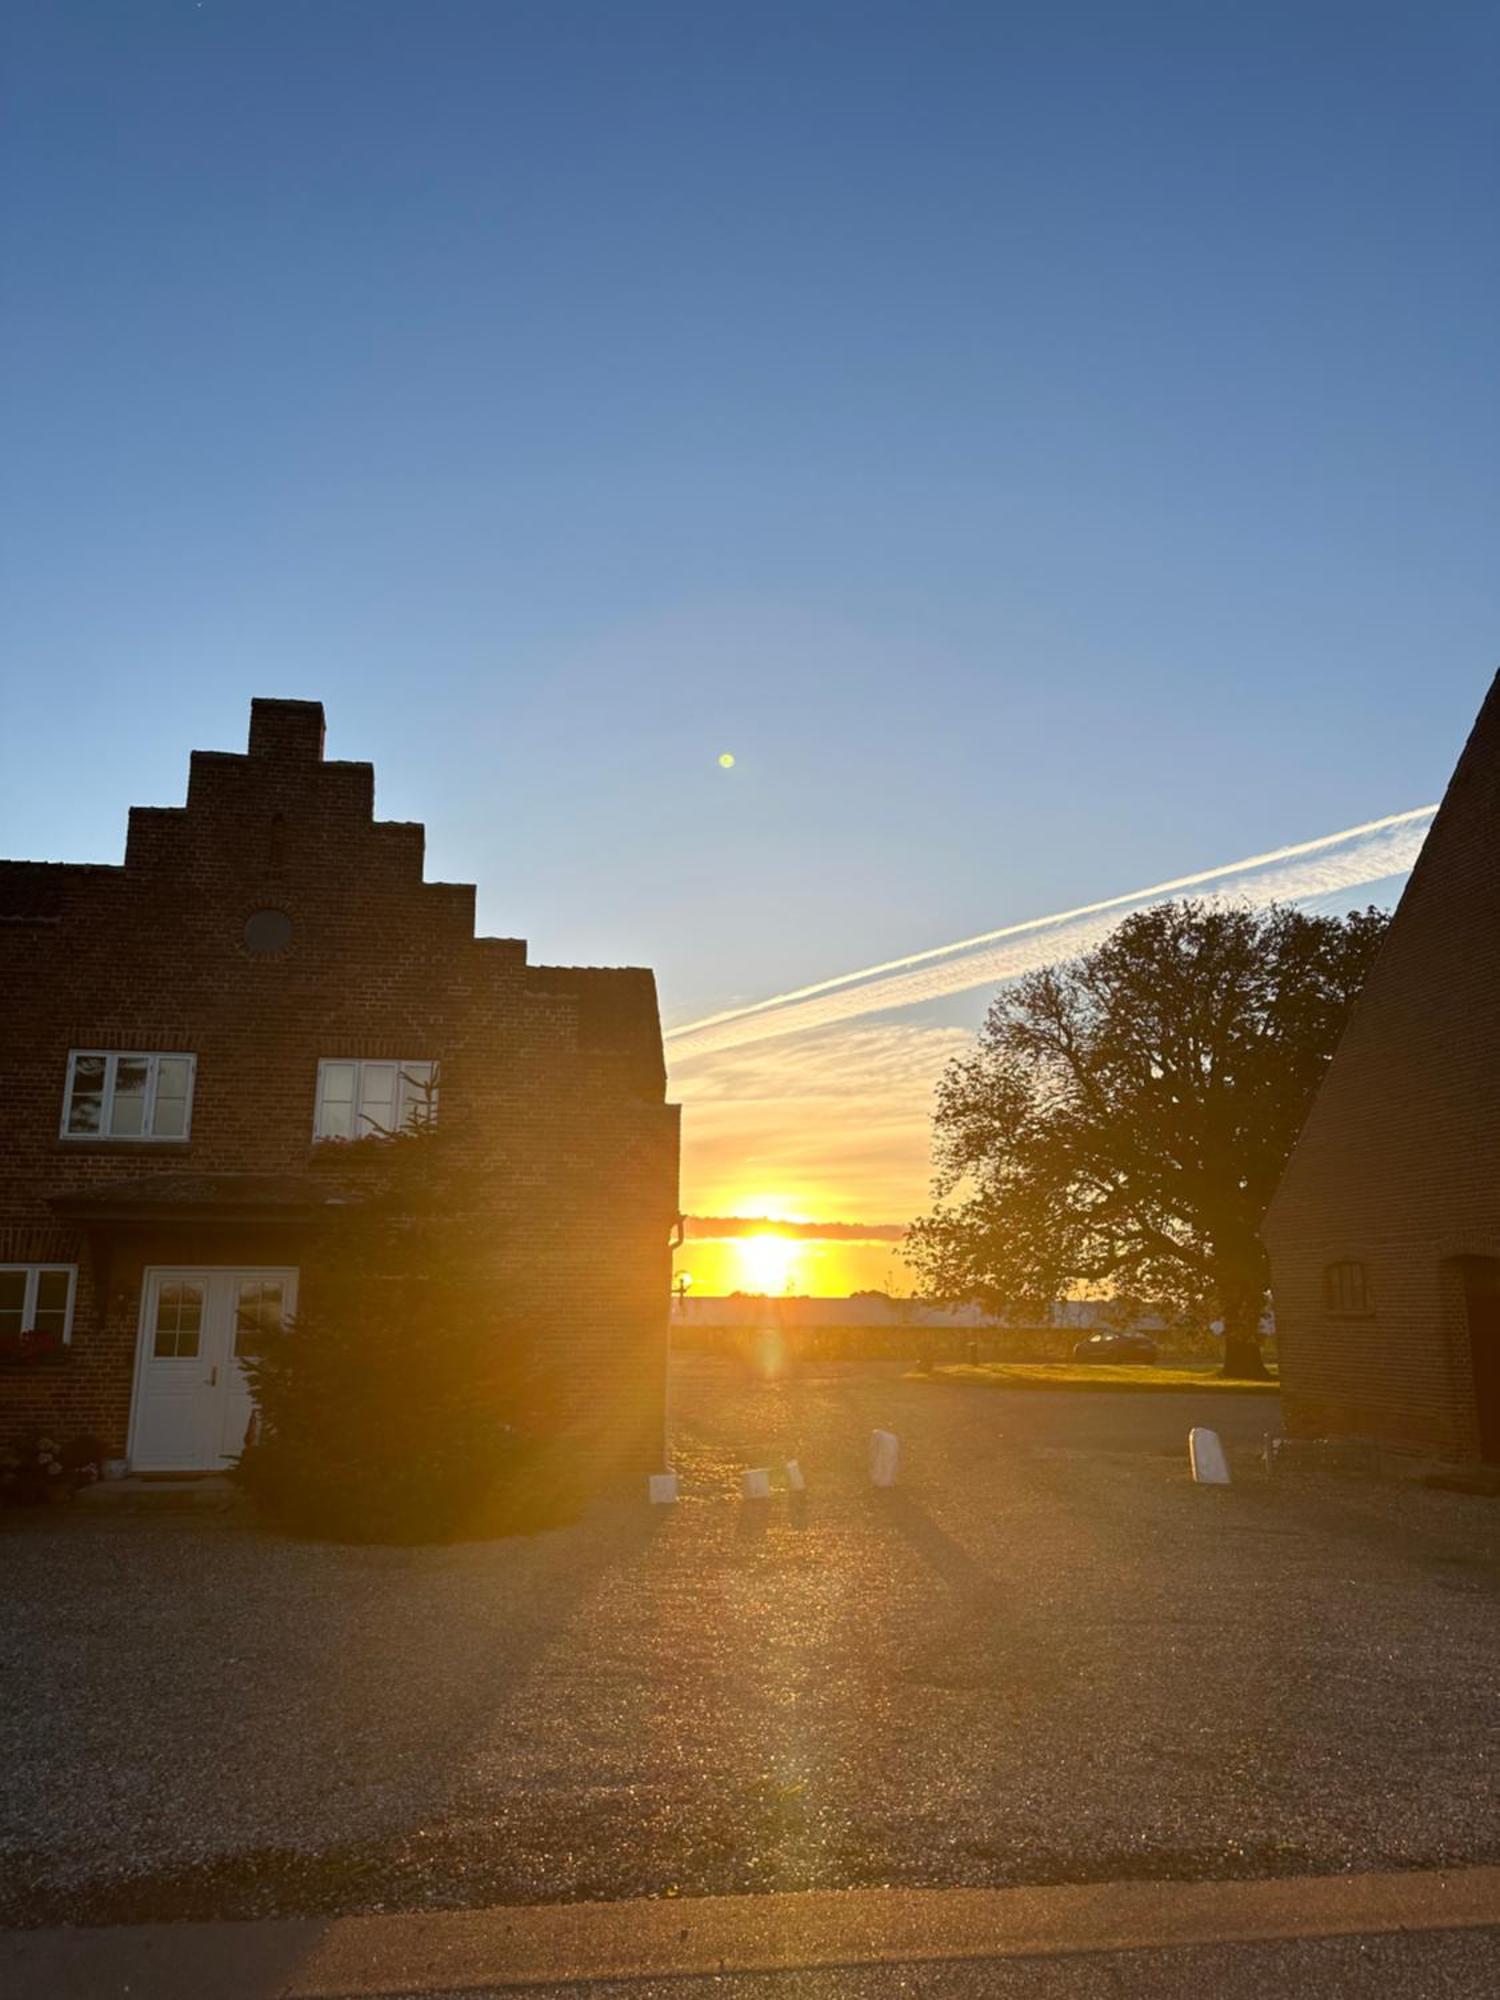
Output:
top-left (1071, 1329), bottom-right (1160, 1364)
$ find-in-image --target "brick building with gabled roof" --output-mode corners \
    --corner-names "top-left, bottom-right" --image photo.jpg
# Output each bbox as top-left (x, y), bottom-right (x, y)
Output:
top-left (1264, 670), bottom-right (1500, 1463)
top-left (0, 699), bottom-right (680, 1476)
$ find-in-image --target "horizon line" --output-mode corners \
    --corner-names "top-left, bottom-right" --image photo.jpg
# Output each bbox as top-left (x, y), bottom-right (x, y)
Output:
top-left (685, 1214), bottom-right (908, 1241)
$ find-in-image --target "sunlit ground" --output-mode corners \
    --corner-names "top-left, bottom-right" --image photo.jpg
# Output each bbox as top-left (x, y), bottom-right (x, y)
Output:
top-left (18, 1354), bottom-right (1500, 1942)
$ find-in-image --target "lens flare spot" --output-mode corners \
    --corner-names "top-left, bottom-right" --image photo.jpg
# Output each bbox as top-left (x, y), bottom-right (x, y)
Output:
top-left (718, 752), bottom-right (736, 769)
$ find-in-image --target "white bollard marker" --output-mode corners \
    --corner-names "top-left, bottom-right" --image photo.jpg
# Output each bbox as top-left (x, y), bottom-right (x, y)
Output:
top-left (1189, 1427), bottom-right (1231, 1485)
top-left (743, 1467), bottom-right (771, 1500)
top-left (869, 1429), bottom-right (900, 1488)
top-left (785, 1459), bottom-right (806, 1492)
top-left (648, 1471), bottom-right (678, 1504)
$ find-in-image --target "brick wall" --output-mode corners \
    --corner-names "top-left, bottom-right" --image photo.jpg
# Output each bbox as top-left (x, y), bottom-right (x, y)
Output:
top-left (1263, 671), bottom-right (1500, 1461)
top-left (0, 699), bottom-right (680, 1470)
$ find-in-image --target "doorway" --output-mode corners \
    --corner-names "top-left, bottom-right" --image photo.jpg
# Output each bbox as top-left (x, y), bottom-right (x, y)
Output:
top-left (129, 1267), bottom-right (297, 1472)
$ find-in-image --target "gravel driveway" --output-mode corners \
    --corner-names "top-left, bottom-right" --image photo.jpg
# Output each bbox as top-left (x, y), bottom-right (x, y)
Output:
top-left (2, 1355), bottom-right (1498, 1926)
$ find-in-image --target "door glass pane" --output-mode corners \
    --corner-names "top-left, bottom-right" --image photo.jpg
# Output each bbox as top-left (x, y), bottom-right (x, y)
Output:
top-left (153, 1281), bottom-right (203, 1359)
top-left (32, 1270), bottom-right (71, 1338)
top-left (317, 1063), bottom-right (356, 1139)
top-left (357, 1063), bottom-right (397, 1135)
top-left (152, 1057), bottom-right (191, 1137)
top-left (0, 1271), bottom-right (26, 1337)
top-left (67, 1055), bottom-right (106, 1133)
top-left (233, 1280), bottom-right (284, 1357)
top-left (111, 1058), bottom-right (149, 1136)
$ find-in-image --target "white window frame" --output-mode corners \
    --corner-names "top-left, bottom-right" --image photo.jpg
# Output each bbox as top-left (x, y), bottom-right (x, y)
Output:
top-left (312, 1059), bottom-right (439, 1142)
top-left (60, 1051), bottom-right (196, 1142)
top-left (0, 1264), bottom-right (79, 1344)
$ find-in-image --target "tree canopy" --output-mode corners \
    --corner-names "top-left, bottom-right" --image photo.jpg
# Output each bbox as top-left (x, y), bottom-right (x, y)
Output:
top-left (905, 899), bottom-right (1389, 1377)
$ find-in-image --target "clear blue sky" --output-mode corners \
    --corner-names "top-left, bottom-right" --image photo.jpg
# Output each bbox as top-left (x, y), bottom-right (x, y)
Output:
top-left (4, 1), bottom-right (1497, 1027)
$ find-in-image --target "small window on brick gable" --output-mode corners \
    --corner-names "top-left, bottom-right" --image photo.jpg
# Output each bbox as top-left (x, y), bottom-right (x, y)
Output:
top-left (243, 908), bottom-right (293, 955)
top-left (61, 1052), bottom-right (195, 1141)
top-left (1323, 1260), bottom-right (1372, 1317)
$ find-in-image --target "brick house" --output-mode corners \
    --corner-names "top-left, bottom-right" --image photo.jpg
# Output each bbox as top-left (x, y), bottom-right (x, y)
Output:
top-left (1264, 670), bottom-right (1500, 1463)
top-left (0, 699), bottom-right (681, 1476)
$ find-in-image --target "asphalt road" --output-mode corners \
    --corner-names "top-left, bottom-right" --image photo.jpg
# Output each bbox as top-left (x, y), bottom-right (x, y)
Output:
top-left (9, 1867), bottom-right (1500, 1998)
top-left (394, 1932), bottom-right (1500, 1999)
top-left (3, 1355), bottom-right (1498, 1940)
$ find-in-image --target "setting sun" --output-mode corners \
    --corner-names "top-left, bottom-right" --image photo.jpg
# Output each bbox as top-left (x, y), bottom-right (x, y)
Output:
top-left (736, 1231), bottom-right (801, 1294)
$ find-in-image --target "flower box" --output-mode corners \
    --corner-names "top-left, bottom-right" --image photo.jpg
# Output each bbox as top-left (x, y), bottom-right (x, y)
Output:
top-left (0, 1329), bottom-right (68, 1367)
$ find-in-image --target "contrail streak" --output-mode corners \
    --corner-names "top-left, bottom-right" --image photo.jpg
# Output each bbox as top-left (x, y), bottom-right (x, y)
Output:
top-left (666, 807), bottom-right (1435, 1062)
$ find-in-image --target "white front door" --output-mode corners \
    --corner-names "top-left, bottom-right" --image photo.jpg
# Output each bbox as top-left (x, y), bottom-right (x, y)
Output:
top-left (130, 1267), bottom-right (298, 1472)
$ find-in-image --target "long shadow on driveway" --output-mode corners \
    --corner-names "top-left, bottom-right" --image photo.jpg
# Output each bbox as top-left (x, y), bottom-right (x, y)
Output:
top-left (0, 1500), bottom-right (668, 1927)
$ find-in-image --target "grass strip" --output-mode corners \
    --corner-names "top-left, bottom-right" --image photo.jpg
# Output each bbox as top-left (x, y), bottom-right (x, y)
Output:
top-left (911, 1362), bottom-right (1279, 1394)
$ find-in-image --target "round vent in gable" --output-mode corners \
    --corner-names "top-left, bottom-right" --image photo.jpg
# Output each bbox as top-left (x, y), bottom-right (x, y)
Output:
top-left (243, 909), bottom-right (294, 956)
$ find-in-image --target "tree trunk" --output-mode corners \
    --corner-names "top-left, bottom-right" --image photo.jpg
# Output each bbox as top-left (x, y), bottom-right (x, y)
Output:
top-left (1220, 1328), bottom-right (1271, 1381)
top-left (1216, 1269), bottom-right (1272, 1381)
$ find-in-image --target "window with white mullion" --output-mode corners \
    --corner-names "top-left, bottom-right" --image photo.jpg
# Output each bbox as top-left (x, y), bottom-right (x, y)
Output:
top-left (62, 1052), bottom-right (195, 1141)
top-left (151, 1056), bottom-right (192, 1137)
top-left (109, 1055), bottom-right (150, 1137)
top-left (359, 1062), bottom-right (399, 1135)
top-left (314, 1059), bottom-right (438, 1140)
top-left (0, 1265), bottom-right (79, 1344)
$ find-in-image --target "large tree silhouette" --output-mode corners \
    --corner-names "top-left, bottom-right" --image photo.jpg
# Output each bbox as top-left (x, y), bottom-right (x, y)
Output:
top-left (906, 900), bottom-right (1389, 1378)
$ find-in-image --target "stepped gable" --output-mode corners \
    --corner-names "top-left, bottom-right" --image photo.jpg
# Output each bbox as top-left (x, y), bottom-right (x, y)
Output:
top-left (525, 964), bottom-right (667, 1092)
top-left (0, 695), bottom-right (680, 1473)
top-left (0, 862), bottom-right (76, 923)
top-left (117, 696), bottom-right (478, 938)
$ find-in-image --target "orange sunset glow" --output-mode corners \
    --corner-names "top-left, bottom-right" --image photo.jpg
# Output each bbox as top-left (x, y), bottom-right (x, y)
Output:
top-left (665, 1024), bottom-right (969, 1294)
top-left (673, 1211), bottom-right (915, 1298)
